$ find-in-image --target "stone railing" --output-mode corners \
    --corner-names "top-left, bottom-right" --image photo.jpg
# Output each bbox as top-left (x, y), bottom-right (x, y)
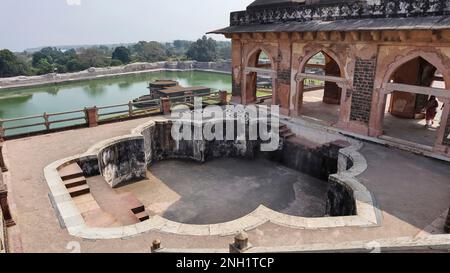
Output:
top-left (230, 0), bottom-right (450, 26)
top-left (0, 61), bottom-right (231, 90)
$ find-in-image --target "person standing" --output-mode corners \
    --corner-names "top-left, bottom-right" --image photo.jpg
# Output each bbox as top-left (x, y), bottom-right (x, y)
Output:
top-left (423, 96), bottom-right (439, 127)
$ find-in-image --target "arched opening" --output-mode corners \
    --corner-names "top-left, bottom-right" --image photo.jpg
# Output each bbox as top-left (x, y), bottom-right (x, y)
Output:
top-left (298, 51), bottom-right (343, 126)
top-left (244, 49), bottom-right (275, 105)
top-left (381, 56), bottom-right (448, 147)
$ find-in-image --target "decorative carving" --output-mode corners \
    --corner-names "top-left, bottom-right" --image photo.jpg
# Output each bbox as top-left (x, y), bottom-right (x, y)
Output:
top-left (230, 0), bottom-right (448, 26)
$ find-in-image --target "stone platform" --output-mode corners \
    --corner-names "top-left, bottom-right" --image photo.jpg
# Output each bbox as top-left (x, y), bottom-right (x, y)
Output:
top-left (1, 116), bottom-right (450, 252)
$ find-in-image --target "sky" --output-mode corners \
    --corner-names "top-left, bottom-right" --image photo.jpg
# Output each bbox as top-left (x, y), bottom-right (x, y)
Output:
top-left (0, 0), bottom-right (254, 52)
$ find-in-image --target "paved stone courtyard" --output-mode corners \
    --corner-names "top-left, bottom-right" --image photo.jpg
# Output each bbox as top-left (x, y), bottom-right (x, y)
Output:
top-left (2, 116), bottom-right (450, 252)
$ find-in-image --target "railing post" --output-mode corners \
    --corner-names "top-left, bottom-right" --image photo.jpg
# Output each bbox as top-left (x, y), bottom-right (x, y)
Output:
top-left (151, 239), bottom-right (161, 253)
top-left (128, 101), bottom-right (134, 117)
top-left (43, 112), bottom-right (50, 131)
top-left (229, 231), bottom-right (252, 253)
top-left (0, 184), bottom-right (15, 227)
top-left (445, 208), bottom-right (450, 234)
top-left (0, 120), bottom-right (4, 142)
top-left (0, 145), bottom-right (7, 172)
top-left (161, 97), bottom-right (171, 115)
top-left (185, 91), bottom-right (193, 104)
top-left (219, 90), bottom-right (228, 105)
top-left (85, 107), bottom-right (98, 127)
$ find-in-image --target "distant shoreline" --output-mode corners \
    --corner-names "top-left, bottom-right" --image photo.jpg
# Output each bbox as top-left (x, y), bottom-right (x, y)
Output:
top-left (0, 61), bottom-right (231, 91)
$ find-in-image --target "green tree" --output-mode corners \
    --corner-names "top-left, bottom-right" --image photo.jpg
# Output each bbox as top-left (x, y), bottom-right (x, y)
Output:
top-left (32, 51), bottom-right (52, 67)
top-left (66, 58), bottom-right (88, 72)
top-left (132, 41), bottom-right (167, 62)
top-left (112, 46), bottom-right (131, 64)
top-left (0, 49), bottom-right (31, 77)
top-left (173, 40), bottom-right (192, 50)
top-left (78, 48), bottom-right (109, 68)
top-left (35, 59), bottom-right (54, 75)
top-left (186, 36), bottom-right (217, 62)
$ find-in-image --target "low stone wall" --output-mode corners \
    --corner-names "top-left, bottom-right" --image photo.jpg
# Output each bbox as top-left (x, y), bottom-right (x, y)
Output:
top-left (326, 178), bottom-right (357, 216)
top-left (142, 120), bottom-right (261, 166)
top-left (98, 137), bottom-right (146, 188)
top-left (260, 138), bottom-right (357, 216)
top-left (77, 155), bottom-right (100, 177)
top-left (0, 61), bottom-right (232, 90)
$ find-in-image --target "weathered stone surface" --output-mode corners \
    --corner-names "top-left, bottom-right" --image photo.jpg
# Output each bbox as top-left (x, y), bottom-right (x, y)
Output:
top-left (264, 139), bottom-right (341, 181)
top-left (326, 177), bottom-right (356, 217)
top-left (98, 138), bottom-right (146, 188)
top-left (77, 156), bottom-right (100, 177)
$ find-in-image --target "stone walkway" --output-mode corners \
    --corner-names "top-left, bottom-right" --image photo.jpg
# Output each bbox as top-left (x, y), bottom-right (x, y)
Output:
top-left (2, 116), bottom-right (449, 252)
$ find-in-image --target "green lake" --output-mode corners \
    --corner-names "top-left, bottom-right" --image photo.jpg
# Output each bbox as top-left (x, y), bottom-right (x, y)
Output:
top-left (0, 71), bottom-right (231, 136)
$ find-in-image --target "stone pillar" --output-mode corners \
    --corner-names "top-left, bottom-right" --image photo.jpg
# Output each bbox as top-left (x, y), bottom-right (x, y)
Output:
top-left (161, 97), bottom-right (171, 115)
top-left (219, 90), bottom-right (228, 105)
top-left (85, 107), bottom-right (98, 127)
top-left (0, 185), bottom-right (15, 227)
top-left (229, 231), bottom-right (252, 253)
top-left (434, 102), bottom-right (450, 155)
top-left (151, 239), bottom-right (161, 253)
top-left (445, 208), bottom-right (450, 234)
top-left (231, 39), bottom-right (243, 104)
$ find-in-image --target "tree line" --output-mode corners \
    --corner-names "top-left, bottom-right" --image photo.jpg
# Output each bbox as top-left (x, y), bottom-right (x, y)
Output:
top-left (0, 36), bottom-right (230, 78)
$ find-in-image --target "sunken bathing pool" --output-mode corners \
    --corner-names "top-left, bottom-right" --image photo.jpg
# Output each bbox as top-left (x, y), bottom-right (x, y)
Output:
top-left (45, 109), bottom-right (379, 239)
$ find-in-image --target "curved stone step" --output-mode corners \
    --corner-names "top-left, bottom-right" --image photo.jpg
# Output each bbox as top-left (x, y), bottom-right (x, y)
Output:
top-left (68, 184), bottom-right (90, 197)
top-left (134, 211), bottom-right (150, 222)
top-left (59, 163), bottom-right (84, 181)
top-left (64, 176), bottom-right (87, 189)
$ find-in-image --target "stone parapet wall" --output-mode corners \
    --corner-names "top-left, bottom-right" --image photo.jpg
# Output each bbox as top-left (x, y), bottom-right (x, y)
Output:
top-left (0, 61), bottom-right (231, 90)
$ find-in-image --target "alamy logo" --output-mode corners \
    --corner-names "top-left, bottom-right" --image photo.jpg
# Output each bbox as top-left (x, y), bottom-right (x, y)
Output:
top-left (170, 97), bottom-right (280, 152)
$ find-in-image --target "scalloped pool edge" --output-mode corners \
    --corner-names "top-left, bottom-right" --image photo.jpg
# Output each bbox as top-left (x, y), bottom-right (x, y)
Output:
top-left (44, 117), bottom-right (380, 239)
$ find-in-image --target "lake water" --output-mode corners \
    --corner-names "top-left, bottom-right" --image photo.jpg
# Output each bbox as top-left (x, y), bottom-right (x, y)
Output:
top-left (0, 71), bottom-right (231, 136)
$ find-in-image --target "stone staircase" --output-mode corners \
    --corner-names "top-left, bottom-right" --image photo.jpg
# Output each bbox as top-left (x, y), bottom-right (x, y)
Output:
top-left (58, 163), bottom-right (150, 227)
top-left (279, 124), bottom-right (295, 140)
top-left (59, 163), bottom-right (90, 197)
top-left (122, 193), bottom-right (150, 222)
